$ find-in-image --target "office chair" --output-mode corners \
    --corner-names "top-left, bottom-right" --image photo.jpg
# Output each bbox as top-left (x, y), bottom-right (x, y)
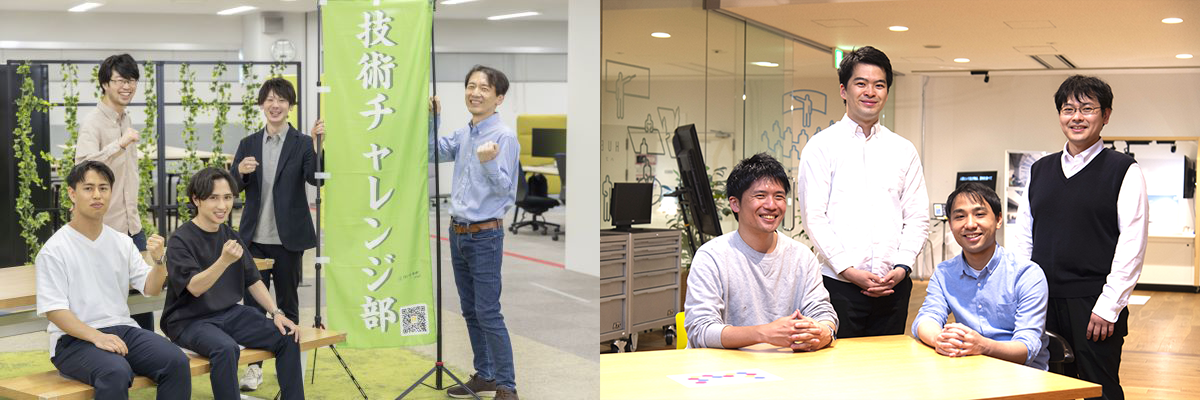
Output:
top-left (509, 164), bottom-right (562, 240)
top-left (1046, 330), bottom-right (1074, 374)
top-left (554, 152), bottom-right (566, 205)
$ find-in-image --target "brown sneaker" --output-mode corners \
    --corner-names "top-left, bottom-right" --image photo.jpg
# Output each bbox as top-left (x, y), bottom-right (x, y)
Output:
top-left (495, 387), bottom-right (519, 400)
top-left (447, 374), bottom-right (497, 398)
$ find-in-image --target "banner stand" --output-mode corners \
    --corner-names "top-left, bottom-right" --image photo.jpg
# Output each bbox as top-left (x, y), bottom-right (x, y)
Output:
top-left (395, 1), bottom-right (478, 399)
top-left (308, 2), bottom-right (368, 398)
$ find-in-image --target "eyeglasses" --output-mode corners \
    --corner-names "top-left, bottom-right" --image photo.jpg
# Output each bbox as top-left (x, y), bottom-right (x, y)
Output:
top-left (1060, 106), bottom-right (1102, 116)
top-left (109, 78), bottom-right (138, 88)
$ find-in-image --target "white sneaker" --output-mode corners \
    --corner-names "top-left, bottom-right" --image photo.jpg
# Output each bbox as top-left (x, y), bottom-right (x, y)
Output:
top-left (239, 364), bottom-right (263, 391)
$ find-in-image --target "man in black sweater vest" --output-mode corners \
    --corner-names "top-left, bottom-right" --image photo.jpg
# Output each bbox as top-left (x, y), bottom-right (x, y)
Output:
top-left (1013, 75), bottom-right (1148, 400)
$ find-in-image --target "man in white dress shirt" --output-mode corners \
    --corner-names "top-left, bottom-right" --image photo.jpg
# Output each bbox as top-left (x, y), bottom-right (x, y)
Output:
top-left (1013, 75), bottom-right (1147, 400)
top-left (797, 46), bottom-right (929, 338)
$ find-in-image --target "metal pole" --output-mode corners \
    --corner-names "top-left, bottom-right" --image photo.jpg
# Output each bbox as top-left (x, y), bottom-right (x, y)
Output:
top-left (155, 61), bottom-right (168, 235)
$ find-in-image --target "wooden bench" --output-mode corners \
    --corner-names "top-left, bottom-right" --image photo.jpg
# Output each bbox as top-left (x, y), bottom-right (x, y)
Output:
top-left (0, 326), bottom-right (344, 400)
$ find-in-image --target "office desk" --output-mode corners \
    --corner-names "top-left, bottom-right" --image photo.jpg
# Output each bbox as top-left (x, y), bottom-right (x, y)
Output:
top-left (524, 164), bottom-right (558, 175)
top-left (600, 335), bottom-right (1101, 399)
top-left (0, 259), bottom-right (274, 309)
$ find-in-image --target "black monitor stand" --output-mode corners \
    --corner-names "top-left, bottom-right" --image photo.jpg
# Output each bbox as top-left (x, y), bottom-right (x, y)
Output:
top-left (612, 224), bottom-right (635, 232)
top-left (665, 188), bottom-right (702, 257)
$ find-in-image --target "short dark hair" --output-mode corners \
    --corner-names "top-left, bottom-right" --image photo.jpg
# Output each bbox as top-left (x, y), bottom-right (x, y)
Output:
top-left (257, 77), bottom-right (297, 106)
top-left (725, 153), bottom-right (790, 221)
top-left (1054, 75), bottom-right (1113, 112)
top-left (838, 46), bottom-right (893, 90)
top-left (98, 54), bottom-right (139, 94)
top-left (188, 167), bottom-right (237, 205)
top-left (946, 182), bottom-right (1002, 219)
top-left (67, 160), bottom-right (115, 188)
top-left (464, 65), bottom-right (509, 96)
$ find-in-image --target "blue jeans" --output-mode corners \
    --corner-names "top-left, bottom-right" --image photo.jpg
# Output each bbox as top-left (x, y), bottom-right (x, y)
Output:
top-left (449, 222), bottom-right (515, 390)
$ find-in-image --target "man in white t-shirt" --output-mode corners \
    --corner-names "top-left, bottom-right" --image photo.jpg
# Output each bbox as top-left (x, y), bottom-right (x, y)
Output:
top-left (36, 161), bottom-right (190, 400)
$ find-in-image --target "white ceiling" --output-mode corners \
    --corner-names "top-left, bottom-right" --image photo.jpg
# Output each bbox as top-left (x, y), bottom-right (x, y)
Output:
top-left (720, 0), bottom-right (1200, 74)
top-left (0, 0), bottom-right (568, 20)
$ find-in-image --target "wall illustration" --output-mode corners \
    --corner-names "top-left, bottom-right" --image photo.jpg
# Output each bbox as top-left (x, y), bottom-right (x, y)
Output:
top-left (605, 60), bottom-right (650, 120)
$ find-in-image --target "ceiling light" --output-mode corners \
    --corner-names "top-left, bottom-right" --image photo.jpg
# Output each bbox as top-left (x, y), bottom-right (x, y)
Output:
top-left (68, 2), bottom-right (102, 12)
top-left (954, 58), bottom-right (970, 63)
top-left (442, 0), bottom-right (478, 4)
top-left (889, 26), bottom-right (909, 32)
top-left (751, 61), bottom-right (779, 67)
top-left (1163, 17), bottom-right (1183, 24)
top-left (217, 6), bottom-right (256, 15)
top-left (487, 11), bottom-right (540, 21)
top-left (1178, 54), bottom-right (1194, 59)
top-left (651, 32), bottom-right (671, 38)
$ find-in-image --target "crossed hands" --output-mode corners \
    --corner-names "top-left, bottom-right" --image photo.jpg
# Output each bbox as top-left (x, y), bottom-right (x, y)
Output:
top-left (841, 267), bottom-right (906, 298)
top-left (933, 323), bottom-right (992, 358)
top-left (760, 310), bottom-right (830, 352)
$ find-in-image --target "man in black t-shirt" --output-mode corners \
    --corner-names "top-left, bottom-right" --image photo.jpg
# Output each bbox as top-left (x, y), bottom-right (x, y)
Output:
top-left (162, 167), bottom-right (304, 400)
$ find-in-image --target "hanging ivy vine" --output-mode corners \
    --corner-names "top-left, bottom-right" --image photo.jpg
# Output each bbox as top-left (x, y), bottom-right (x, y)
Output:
top-left (208, 63), bottom-right (231, 168)
top-left (14, 62), bottom-right (52, 262)
top-left (39, 63), bottom-right (81, 227)
top-left (176, 64), bottom-right (203, 221)
top-left (138, 61), bottom-right (159, 235)
top-left (239, 63), bottom-right (262, 134)
top-left (90, 65), bottom-right (101, 101)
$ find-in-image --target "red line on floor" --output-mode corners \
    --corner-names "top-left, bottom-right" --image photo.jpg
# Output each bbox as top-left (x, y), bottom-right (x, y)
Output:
top-left (430, 235), bottom-right (565, 269)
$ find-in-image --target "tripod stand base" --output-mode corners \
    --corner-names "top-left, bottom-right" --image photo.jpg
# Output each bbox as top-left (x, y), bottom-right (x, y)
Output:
top-left (310, 342), bottom-right (369, 399)
top-left (396, 363), bottom-right (479, 400)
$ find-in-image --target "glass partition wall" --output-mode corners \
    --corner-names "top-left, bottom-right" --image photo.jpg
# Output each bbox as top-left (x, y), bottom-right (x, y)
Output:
top-left (601, 1), bottom-right (896, 247)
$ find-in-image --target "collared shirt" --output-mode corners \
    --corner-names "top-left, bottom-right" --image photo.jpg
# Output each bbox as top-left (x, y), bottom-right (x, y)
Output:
top-left (36, 224), bottom-right (151, 357)
top-left (252, 127), bottom-right (286, 244)
top-left (797, 114), bottom-right (930, 281)
top-left (913, 245), bottom-right (1050, 370)
top-left (1012, 139), bottom-right (1148, 323)
top-left (75, 100), bottom-right (141, 235)
top-left (430, 113), bottom-right (520, 222)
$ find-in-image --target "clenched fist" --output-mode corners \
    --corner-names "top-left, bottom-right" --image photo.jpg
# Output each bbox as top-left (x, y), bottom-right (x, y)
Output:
top-left (476, 141), bottom-right (499, 163)
top-left (146, 234), bottom-right (165, 264)
top-left (238, 156), bottom-right (259, 175)
top-left (119, 128), bottom-right (140, 149)
top-left (217, 240), bottom-right (243, 266)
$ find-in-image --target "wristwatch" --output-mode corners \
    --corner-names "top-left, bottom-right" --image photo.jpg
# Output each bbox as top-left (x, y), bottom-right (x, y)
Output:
top-left (894, 264), bottom-right (912, 277)
top-left (270, 309), bottom-right (284, 319)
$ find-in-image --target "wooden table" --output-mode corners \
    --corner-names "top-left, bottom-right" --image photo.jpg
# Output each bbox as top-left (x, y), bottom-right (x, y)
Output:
top-left (600, 335), bottom-right (1102, 399)
top-left (0, 258), bottom-right (274, 309)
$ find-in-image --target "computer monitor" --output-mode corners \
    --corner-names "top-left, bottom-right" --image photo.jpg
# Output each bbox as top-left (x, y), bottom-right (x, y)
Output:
top-left (532, 128), bottom-right (567, 158)
top-left (956, 171), bottom-right (998, 191)
top-left (671, 124), bottom-right (723, 237)
top-left (933, 203), bottom-right (947, 220)
top-left (610, 182), bottom-right (653, 231)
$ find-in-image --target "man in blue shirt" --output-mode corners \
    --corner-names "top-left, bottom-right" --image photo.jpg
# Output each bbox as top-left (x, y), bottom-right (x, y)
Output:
top-left (912, 182), bottom-right (1050, 370)
top-left (430, 65), bottom-right (521, 400)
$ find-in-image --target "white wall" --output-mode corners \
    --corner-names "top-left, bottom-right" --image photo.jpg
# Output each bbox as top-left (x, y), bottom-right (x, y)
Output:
top-left (895, 69), bottom-right (1200, 258)
top-left (568, 0), bottom-right (600, 277)
top-left (434, 19), bottom-right (567, 54)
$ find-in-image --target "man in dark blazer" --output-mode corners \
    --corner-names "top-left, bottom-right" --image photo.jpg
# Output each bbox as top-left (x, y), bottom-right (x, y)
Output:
top-left (228, 77), bottom-right (324, 391)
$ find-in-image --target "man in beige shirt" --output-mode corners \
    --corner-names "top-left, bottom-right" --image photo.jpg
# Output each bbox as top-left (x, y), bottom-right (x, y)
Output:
top-left (75, 53), bottom-right (154, 331)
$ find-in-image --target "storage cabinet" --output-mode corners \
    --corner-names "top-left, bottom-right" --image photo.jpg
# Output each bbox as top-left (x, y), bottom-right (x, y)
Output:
top-left (599, 228), bottom-right (681, 351)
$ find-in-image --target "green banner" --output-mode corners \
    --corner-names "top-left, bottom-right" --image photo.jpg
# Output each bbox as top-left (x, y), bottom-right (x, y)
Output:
top-left (323, 0), bottom-right (434, 347)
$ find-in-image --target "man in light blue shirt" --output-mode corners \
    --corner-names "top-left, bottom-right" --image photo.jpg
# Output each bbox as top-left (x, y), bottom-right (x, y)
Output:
top-left (913, 182), bottom-right (1050, 370)
top-left (430, 65), bottom-right (521, 400)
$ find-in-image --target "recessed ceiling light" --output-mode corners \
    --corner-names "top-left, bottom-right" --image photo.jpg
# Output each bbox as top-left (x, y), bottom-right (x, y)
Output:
top-left (68, 2), bottom-right (102, 12)
top-left (441, 0), bottom-right (478, 4)
top-left (487, 11), bottom-right (540, 21)
top-left (217, 6), bottom-right (256, 15)
top-left (954, 58), bottom-right (970, 63)
top-left (751, 61), bottom-right (779, 67)
top-left (651, 32), bottom-right (671, 38)
top-left (889, 26), bottom-right (909, 32)
top-left (1163, 17), bottom-right (1183, 24)
top-left (1178, 54), bottom-right (1194, 59)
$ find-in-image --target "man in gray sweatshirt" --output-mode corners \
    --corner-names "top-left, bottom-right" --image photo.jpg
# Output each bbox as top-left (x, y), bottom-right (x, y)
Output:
top-left (684, 153), bottom-right (838, 350)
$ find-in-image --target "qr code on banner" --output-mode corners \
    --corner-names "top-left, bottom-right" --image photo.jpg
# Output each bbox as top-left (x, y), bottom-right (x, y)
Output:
top-left (401, 304), bottom-right (429, 336)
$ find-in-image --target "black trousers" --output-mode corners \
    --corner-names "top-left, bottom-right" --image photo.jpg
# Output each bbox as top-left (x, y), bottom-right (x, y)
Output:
top-left (244, 242), bottom-right (303, 324)
top-left (1046, 296), bottom-right (1128, 400)
top-left (52, 325), bottom-right (191, 400)
top-left (823, 275), bottom-right (912, 338)
top-left (173, 305), bottom-right (304, 400)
